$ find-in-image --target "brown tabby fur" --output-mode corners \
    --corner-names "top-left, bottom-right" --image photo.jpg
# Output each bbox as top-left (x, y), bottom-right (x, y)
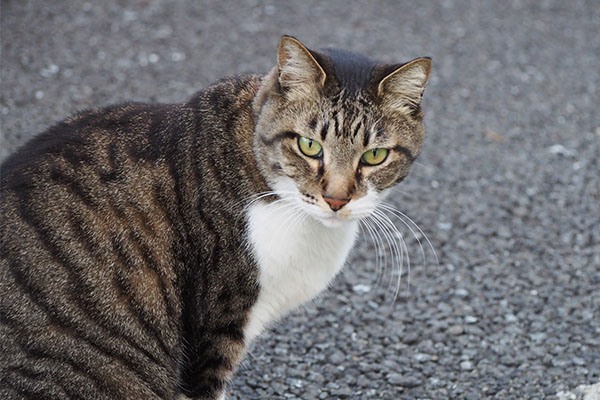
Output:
top-left (0, 77), bottom-right (267, 399)
top-left (0, 36), bottom-right (430, 399)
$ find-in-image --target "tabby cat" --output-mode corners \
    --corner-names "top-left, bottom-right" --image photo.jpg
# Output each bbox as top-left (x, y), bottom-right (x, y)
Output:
top-left (0, 36), bottom-right (431, 399)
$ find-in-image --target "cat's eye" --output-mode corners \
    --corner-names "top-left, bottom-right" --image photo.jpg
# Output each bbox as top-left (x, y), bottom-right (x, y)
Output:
top-left (361, 148), bottom-right (389, 166)
top-left (298, 136), bottom-right (323, 158)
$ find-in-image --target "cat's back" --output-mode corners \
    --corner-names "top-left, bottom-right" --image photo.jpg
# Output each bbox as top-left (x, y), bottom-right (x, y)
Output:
top-left (0, 74), bottom-right (267, 398)
top-left (2, 101), bottom-right (181, 188)
top-left (0, 101), bottom-right (185, 295)
top-left (0, 101), bottom-right (192, 399)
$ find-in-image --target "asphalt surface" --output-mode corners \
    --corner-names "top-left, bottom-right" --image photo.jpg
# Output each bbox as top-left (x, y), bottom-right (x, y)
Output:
top-left (1, 1), bottom-right (599, 399)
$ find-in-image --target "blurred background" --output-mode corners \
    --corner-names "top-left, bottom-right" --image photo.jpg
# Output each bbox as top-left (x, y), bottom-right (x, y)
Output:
top-left (2, 1), bottom-right (599, 399)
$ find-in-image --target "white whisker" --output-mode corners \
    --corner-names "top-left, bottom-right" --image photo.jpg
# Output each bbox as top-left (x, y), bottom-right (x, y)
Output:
top-left (368, 213), bottom-right (398, 297)
top-left (241, 189), bottom-right (300, 211)
top-left (373, 209), bottom-right (411, 301)
top-left (378, 204), bottom-right (425, 270)
top-left (351, 200), bottom-right (437, 302)
top-left (239, 190), bottom-right (276, 210)
top-left (243, 189), bottom-right (299, 210)
top-left (366, 216), bottom-right (388, 287)
top-left (370, 211), bottom-right (406, 303)
top-left (367, 213), bottom-right (401, 298)
top-left (359, 217), bottom-right (385, 286)
top-left (379, 202), bottom-right (439, 269)
top-left (387, 187), bottom-right (414, 197)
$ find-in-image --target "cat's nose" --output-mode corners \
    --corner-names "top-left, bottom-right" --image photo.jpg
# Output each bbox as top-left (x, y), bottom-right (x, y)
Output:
top-left (323, 195), bottom-right (350, 211)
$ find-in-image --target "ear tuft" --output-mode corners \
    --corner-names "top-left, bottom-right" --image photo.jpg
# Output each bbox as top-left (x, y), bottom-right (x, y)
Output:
top-left (378, 58), bottom-right (432, 114)
top-left (277, 36), bottom-right (327, 99)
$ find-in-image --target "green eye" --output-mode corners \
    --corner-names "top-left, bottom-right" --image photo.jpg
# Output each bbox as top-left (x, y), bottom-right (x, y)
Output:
top-left (361, 148), bottom-right (389, 166)
top-left (298, 136), bottom-right (323, 158)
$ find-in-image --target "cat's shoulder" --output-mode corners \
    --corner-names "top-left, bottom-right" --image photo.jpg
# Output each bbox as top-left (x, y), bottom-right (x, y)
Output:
top-left (187, 74), bottom-right (262, 106)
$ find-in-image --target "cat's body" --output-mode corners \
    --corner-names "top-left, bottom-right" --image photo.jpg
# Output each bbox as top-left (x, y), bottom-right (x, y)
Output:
top-left (0, 37), bottom-right (431, 399)
top-left (0, 77), bottom-right (264, 399)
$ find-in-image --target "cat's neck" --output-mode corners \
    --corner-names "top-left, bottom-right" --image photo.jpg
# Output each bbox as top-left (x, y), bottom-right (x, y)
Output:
top-left (177, 75), bottom-right (270, 216)
top-left (245, 199), bottom-right (359, 342)
top-left (151, 75), bottom-right (271, 271)
top-left (194, 75), bottom-right (268, 189)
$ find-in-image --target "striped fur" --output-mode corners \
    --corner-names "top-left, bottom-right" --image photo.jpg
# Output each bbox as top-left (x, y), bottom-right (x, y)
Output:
top-left (0, 36), bottom-right (431, 399)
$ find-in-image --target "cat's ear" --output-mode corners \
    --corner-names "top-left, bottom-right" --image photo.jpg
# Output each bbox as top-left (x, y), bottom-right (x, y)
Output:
top-left (277, 35), bottom-right (327, 99)
top-left (378, 58), bottom-right (432, 114)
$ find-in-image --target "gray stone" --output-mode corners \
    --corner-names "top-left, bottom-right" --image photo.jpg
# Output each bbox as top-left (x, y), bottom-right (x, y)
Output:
top-left (447, 325), bottom-right (465, 335)
top-left (387, 373), bottom-right (422, 388)
top-left (460, 361), bottom-right (474, 371)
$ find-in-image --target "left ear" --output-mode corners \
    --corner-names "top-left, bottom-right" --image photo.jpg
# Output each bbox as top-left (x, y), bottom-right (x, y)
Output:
top-left (378, 58), bottom-right (432, 114)
top-left (277, 35), bottom-right (327, 100)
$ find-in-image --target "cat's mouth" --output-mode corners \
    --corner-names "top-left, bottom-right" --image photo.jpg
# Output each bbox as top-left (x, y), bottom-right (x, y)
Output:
top-left (297, 195), bottom-right (375, 228)
top-left (271, 178), bottom-right (371, 227)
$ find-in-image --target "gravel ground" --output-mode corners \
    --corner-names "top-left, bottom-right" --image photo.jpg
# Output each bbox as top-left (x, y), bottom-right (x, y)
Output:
top-left (2, 1), bottom-right (599, 399)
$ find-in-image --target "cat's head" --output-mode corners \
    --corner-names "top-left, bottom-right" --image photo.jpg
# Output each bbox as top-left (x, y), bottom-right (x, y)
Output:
top-left (253, 36), bottom-right (431, 227)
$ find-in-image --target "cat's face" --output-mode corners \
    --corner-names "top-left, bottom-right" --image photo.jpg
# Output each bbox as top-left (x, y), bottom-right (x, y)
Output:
top-left (253, 36), bottom-right (431, 227)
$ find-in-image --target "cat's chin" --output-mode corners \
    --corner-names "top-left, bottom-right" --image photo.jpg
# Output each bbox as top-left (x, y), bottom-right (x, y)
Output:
top-left (313, 214), bottom-right (353, 228)
top-left (301, 206), bottom-right (364, 228)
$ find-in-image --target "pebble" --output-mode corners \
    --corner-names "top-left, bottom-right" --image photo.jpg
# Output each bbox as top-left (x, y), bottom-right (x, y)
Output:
top-left (447, 325), bottom-right (465, 335)
top-left (40, 63), bottom-right (59, 77)
top-left (505, 313), bottom-right (518, 323)
top-left (460, 361), bottom-right (474, 371)
top-left (387, 373), bottom-right (422, 387)
top-left (352, 284), bottom-right (372, 294)
top-left (414, 353), bottom-right (432, 362)
top-left (330, 351), bottom-right (345, 364)
top-left (548, 144), bottom-right (577, 157)
top-left (402, 331), bottom-right (420, 345)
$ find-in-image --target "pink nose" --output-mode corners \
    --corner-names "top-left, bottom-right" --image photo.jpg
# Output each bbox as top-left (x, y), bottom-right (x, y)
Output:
top-left (323, 195), bottom-right (350, 211)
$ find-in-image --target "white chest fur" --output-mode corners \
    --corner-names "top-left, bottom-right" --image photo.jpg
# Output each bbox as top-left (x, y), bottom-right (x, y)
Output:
top-left (244, 201), bottom-right (358, 343)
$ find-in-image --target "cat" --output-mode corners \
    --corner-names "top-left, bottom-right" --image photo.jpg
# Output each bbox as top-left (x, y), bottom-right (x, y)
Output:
top-left (0, 35), bottom-right (431, 399)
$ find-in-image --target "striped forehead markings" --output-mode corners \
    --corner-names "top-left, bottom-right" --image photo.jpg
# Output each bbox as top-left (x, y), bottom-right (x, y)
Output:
top-left (363, 124), bottom-right (371, 147)
top-left (362, 124), bottom-right (384, 147)
top-left (315, 110), bottom-right (369, 143)
top-left (351, 118), bottom-right (364, 143)
top-left (313, 96), bottom-right (372, 142)
top-left (320, 121), bottom-right (329, 141)
top-left (331, 110), bottom-right (339, 138)
top-left (333, 106), bottom-right (364, 139)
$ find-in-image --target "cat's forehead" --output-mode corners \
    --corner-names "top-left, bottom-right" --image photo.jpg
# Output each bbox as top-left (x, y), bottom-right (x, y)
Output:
top-left (298, 97), bottom-right (380, 150)
top-left (279, 87), bottom-right (380, 146)
top-left (310, 49), bottom-right (386, 127)
top-left (315, 48), bottom-right (379, 95)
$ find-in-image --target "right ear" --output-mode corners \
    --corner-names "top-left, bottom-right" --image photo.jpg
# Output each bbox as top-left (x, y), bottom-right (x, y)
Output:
top-left (277, 35), bottom-right (327, 100)
top-left (377, 57), bottom-right (432, 115)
